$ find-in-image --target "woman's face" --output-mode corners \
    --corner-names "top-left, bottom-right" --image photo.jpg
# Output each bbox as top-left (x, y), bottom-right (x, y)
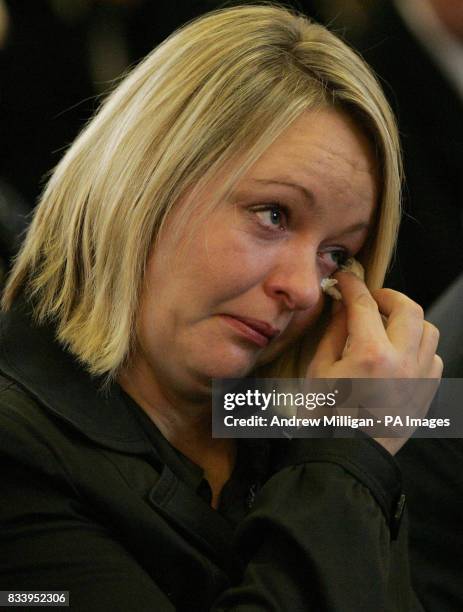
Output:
top-left (132, 108), bottom-right (378, 396)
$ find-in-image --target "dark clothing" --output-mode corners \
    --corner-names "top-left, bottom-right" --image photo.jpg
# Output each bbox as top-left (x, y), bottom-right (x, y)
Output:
top-left (393, 277), bottom-right (463, 611)
top-left (398, 438), bottom-right (463, 612)
top-left (0, 299), bottom-right (420, 611)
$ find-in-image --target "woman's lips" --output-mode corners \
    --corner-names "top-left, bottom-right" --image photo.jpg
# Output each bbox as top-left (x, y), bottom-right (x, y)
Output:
top-left (218, 314), bottom-right (279, 348)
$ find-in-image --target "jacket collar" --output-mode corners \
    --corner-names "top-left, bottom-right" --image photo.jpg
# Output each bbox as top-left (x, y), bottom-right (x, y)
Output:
top-left (0, 296), bottom-right (153, 455)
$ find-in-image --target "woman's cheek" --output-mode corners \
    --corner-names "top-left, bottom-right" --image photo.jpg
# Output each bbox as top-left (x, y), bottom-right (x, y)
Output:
top-left (204, 229), bottom-right (278, 286)
top-left (281, 301), bottom-right (325, 346)
top-left (256, 297), bottom-right (325, 366)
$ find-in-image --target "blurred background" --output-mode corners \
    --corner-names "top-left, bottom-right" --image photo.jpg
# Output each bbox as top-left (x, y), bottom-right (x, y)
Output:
top-left (1, 0), bottom-right (462, 310)
top-left (1, 2), bottom-right (462, 609)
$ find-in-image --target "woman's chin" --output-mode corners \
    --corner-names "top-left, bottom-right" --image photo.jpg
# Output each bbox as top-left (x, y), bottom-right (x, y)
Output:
top-left (205, 360), bottom-right (254, 381)
top-left (181, 334), bottom-right (274, 388)
top-left (188, 349), bottom-right (257, 382)
top-left (181, 361), bottom-right (253, 400)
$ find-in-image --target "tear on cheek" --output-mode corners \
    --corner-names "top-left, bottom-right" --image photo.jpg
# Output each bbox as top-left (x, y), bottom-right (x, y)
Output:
top-left (320, 257), bottom-right (365, 301)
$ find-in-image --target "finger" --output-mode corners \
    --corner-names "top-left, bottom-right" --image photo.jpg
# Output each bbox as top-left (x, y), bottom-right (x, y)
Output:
top-left (372, 289), bottom-right (424, 353)
top-left (311, 303), bottom-right (348, 368)
top-left (332, 270), bottom-right (389, 345)
top-left (418, 321), bottom-right (440, 366)
top-left (430, 354), bottom-right (444, 379)
top-left (418, 321), bottom-right (441, 372)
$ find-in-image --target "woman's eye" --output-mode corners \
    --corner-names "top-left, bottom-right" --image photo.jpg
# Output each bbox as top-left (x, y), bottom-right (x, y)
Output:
top-left (253, 204), bottom-right (288, 231)
top-left (318, 249), bottom-right (349, 274)
top-left (329, 250), bottom-right (348, 267)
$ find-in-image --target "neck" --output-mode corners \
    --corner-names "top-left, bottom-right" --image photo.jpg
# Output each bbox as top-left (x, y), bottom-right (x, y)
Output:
top-left (118, 360), bottom-right (236, 508)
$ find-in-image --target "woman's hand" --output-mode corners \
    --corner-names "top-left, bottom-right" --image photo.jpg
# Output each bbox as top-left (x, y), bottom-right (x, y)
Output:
top-left (307, 270), bottom-right (443, 455)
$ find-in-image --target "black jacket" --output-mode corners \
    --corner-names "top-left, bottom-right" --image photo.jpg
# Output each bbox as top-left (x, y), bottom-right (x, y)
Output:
top-left (0, 298), bottom-right (421, 611)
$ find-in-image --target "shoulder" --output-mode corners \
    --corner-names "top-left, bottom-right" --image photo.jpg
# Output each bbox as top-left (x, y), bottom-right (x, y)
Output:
top-left (0, 371), bottom-right (162, 503)
top-left (0, 372), bottom-right (60, 448)
top-left (0, 372), bottom-right (83, 488)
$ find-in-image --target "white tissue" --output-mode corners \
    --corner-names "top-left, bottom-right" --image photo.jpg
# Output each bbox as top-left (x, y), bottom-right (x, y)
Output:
top-left (320, 257), bottom-right (365, 301)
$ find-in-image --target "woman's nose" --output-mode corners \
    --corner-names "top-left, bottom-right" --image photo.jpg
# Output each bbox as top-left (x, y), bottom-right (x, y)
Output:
top-left (263, 250), bottom-right (322, 312)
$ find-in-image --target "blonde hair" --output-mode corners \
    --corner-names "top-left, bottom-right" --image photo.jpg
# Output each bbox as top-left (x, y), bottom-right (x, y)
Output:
top-left (2, 4), bottom-right (402, 382)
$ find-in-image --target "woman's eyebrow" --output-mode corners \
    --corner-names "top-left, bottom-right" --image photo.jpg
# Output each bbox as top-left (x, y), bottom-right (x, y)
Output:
top-left (250, 178), bottom-right (316, 205)
top-left (335, 221), bottom-right (371, 236)
top-left (248, 179), bottom-right (372, 233)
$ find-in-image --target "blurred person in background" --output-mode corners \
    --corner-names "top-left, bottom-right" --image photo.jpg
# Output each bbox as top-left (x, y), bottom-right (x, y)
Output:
top-left (324, 0), bottom-right (463, 310)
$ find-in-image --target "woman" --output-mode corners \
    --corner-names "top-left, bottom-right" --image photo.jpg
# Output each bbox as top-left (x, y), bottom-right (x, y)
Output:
top-left (0, 5), bottom-right (441, 611)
